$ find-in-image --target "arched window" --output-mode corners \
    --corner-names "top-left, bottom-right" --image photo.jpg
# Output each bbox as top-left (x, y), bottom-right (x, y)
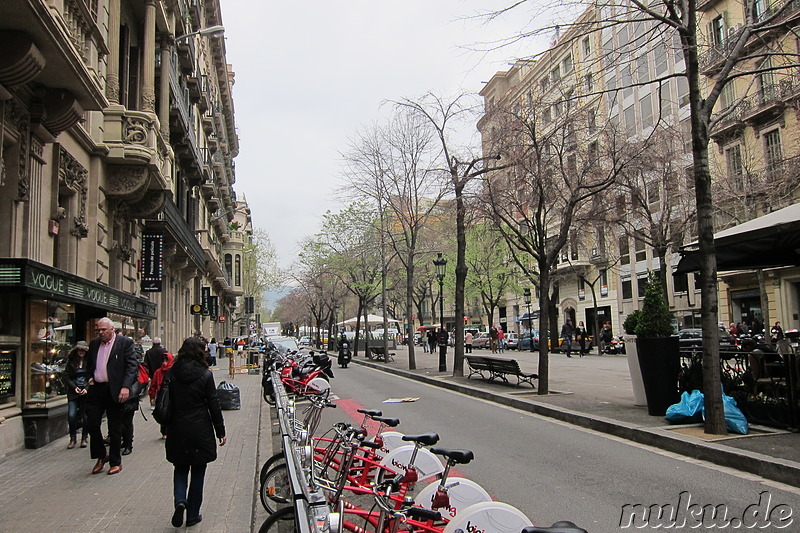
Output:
top-left (224, 254), bottom-right (232, 283)
top-left (235, 254), bottom-right (241, 286)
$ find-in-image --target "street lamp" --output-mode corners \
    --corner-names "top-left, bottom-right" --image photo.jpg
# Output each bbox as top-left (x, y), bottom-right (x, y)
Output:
top-left (175, 25), bottom-right (225, 43)
top-left (433, 252), bottom-right (447, 372)
top-left (523, 288), bottom-right (534, 353)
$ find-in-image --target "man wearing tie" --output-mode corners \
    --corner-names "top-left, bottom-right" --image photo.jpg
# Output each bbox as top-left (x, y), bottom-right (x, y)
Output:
top-left (85, 317), bottom-right (137, 475)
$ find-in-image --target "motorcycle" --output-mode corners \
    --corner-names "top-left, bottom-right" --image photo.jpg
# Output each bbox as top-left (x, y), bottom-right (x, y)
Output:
top-left (337, 339), bottom-right (352, 368)
top-left (605, 335), bottom-right (626, 355)
top-left (262, 344), bottom-right (334, 405)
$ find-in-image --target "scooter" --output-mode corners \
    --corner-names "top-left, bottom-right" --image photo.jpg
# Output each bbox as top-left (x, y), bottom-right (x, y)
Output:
top-left (338, 339), bottom-right (352, 368)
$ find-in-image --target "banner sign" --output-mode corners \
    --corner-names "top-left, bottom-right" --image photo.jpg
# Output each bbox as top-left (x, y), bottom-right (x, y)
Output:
top-left (201, 287), bottom-right (211, 315)
top-left (141, 234), bottom-right (164, 292)
top-left (209, 296), bottom-right (219, 321)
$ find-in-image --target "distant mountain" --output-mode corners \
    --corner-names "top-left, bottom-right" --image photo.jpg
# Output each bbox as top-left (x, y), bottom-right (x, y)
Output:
top-left (261, 286), bottom-right (292, 312)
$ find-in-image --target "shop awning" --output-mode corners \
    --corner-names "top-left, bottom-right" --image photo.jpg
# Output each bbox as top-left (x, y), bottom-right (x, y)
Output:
top-left (674, 203), bottom-right (800, 274)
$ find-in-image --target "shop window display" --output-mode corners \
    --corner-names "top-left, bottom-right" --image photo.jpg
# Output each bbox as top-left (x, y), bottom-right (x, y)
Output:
top-left (106, 312), bottom-right (153, 360)
top-left (27, 300), bottom-right (74, 403)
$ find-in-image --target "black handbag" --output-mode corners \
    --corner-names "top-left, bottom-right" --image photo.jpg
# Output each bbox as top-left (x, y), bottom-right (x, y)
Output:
top-left (153, 371), bottom-right (172, 424)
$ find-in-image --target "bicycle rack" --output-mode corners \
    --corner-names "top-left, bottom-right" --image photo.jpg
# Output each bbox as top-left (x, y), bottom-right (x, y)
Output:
top-left (271, 370), bottom-right (339, 533)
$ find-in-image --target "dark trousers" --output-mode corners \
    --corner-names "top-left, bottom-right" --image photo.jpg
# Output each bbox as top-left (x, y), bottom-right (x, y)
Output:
top-left (122, 407), bottom-right (135, 448)
top-left (67, 396), bottom-right (88, 439)
top-left (86, 382), bottom-right (124, 467)
top-left (466, 343), bottom-right (472, 353)
top-left (174, 463), bottom-right (208, 521)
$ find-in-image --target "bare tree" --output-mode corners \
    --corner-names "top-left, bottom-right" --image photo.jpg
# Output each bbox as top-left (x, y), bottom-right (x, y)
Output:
top-left (398, 93), bottom-right (506, 377)
top-left (341, 110), bottom-right (448, 369)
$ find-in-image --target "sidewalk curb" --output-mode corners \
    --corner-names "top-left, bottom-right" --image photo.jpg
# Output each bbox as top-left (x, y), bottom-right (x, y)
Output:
top-left (355, 359), bottom-right (800, 488)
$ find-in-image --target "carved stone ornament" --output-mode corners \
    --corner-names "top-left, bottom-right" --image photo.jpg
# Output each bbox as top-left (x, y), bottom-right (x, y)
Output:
top-left (55, 145), bottom-right (89, 238)
top-left (107, 164), bottom-right (150, 201)
top-left (7, 98), bottom-right (30, 201)
top-left (123, 117), bottom-right (150, 145)
top-left (130, 190), bottom-right (167, 218)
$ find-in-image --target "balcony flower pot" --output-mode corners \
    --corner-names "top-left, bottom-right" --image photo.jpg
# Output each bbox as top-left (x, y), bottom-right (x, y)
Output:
top-left (634, 272), bottom-right (680, 416)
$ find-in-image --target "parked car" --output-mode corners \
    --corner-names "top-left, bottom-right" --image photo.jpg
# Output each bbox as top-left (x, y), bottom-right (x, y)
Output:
top-left (503, 332), bottom-right (519, 350)
top-left (677, 328), bottom-right (737, 353)
top-left (471, 332), bottom-right (491, 349)
top-left (517, 330), bottom-right (540, 351)
top-left (298, 336), bottom-right (311, 345)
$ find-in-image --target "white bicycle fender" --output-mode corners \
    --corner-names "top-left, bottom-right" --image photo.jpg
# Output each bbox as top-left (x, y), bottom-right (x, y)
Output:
top-left (377, 444), bottom-right (444, 483)
top-left (442, 501), bottom-right (532, 533)
top-left (415, 477), bottom-right (492, 520)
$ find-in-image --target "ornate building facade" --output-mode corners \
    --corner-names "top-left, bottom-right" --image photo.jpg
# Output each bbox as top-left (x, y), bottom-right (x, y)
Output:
top-left (0, 0), bottom-right (245, 454)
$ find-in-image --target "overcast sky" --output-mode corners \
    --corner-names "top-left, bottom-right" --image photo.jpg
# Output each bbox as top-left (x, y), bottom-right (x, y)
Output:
top-left (219, 1), bottom-right (542, 269)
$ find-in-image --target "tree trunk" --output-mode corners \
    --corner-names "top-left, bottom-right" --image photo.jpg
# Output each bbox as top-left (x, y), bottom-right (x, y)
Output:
top-left (453, 181), bottom-right (466, 377)
top-left (537, 269), bottom-right (551, 394)
top-left (407, 253), bottom-right (417, 369)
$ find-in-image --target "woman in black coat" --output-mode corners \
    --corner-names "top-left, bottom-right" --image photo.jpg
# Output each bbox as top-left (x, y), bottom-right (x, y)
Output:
top-left (166, 337), bottom-right (227, 528)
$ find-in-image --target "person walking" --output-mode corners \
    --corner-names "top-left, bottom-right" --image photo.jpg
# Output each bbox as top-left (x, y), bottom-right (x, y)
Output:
top-left (427, 330), bottom-right (436, 355)
top-left (167, 337), bottom-right (226, 528)
top-left (489, 325), bottom-right (499, 354)
top-left (465, 331), bottom-right (473, 354)
top-left (560, 319), bottom-right (575, 358)
top-left (64, 341), bottom-right (91, 449)
top-left (208, 338), bottom-right (218, 366)
top-left (497, 328), bottom-right (505, 353)
top-left (575, 321), bottom-right (588, 357)
top-left (771, 321), bottom-right (785, 341)
top-left (85, 317), bottom-right (137, 475)
top-left (144, 337), bottom-right (167, 379)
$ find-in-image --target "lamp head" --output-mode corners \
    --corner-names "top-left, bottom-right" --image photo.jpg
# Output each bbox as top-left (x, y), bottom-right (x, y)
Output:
top-left (523, 287), bottom-right (532, 305)
top-left (433, 252), bottom-right (447, 280)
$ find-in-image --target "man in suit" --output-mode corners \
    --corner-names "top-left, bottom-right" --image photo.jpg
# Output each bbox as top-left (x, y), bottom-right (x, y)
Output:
top-left (85, 317), bottom-right (137, 475)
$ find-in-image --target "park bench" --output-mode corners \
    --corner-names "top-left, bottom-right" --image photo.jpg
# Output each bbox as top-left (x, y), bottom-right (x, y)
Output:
top-left (368, 345), bottom-right (395, 363)
top-left (465, 355), bottom-right (537, 388)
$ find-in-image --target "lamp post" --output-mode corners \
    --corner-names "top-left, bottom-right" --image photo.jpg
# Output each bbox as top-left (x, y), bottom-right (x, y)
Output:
top-left (523, 288), bottom-right (534, 353)
top-left (433, 252), bottom-right (448, 372)
top-left (175, 25), bottom-right (225, 43)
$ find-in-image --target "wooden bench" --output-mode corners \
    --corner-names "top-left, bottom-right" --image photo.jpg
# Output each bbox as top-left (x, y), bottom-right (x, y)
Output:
top-left (465, 355), bottom-right (537, 388)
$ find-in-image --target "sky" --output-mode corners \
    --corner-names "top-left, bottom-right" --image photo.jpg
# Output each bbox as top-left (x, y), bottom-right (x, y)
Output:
top-left (218, 1), bottom-right (543, 270)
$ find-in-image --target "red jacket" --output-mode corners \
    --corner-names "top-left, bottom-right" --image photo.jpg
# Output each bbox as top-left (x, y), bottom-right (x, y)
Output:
top-left (148, 352), bottom-right (174, 402)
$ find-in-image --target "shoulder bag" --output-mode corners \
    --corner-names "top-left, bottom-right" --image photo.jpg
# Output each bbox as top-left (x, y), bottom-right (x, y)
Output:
top-left (153, 370), bottom-right (173, 424)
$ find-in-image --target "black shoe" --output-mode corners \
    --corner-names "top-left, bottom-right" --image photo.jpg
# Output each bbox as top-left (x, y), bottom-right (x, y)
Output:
top-left (566, 354), bottom-right (572, 358)
top-left (172, 502), bottom-right (186, 527)
top-left (121, 447), bottom-right (132, 456)
top-left (186, 515), bottom-right (203, 527)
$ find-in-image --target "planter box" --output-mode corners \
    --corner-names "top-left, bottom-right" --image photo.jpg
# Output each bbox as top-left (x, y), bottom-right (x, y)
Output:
top-left (636, 336), bottom-right (680, 416)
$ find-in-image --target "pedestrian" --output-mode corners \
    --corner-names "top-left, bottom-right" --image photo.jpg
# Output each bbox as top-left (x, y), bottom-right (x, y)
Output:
top-left (167, 337), bottom-right (227, 528)
top-left (489, 325), bottom-right (499, 354)
top-left (428, 330), bottom-right (436, 355)
top-left (560, 319), bottom-right (575, 358)
top-left (465, 331), bottom-right (473, 354)
top-left (600, 322), bottom-right (613, 354)
top-left (575, 321), bottom-right (588, 357)
top-left (422, 331), bottom-right (429, 352)
top-left (498, 327), bottom-right (505, 353)
top-left (149, 351), bottom-right (174, 439)
top-left (64, 341), bottom-right (91, 449)
top-left (728, 322), bottom-right (738, 339)
top-left (771, 321), bottom-right (784, 341)
top-left (145, 337), bottom-right (167, 379)
top-left (85, 317), bottom-right (137, 475)
top-left (208, 338), bottom-right (218, 366)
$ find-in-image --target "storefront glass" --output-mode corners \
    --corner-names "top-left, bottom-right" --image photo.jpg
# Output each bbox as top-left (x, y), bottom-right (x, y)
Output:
top-left (27, 299), bottom-right (74, 404)
top-left (106, 312), bottom-right (154, 360)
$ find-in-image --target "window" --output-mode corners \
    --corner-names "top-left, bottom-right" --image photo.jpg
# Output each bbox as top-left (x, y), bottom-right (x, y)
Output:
top-left (561, 55), bottom-right (573, 74)
top-left (725, 144), bottom-right (743, 180)
top-left (720, 80), bottom-right (736, 109)
top-left (542, 106), bottom-right (552, 124)
top-left (624, 105), bottom-right (636, 136)
top-left (586, 72), bottom-right (594, 92)
top-left (621, 65), bottom-right (633, 98)
top-left (551, 66), bottom-right (561, 84)
top-left (583, 36), bottom-right (591, 56)
top-left (224, 254), bottom-right (233, 282)
top-left (634, 239), bottom-right (647, 262)
top-left (673, 272), bottom-right (689, 293)
top-left (677, 76), bottom-right (689, 107)
top-left (588, 141), bottom-right (599, 166)
top-left (540, 77), bottom-right (550, 93)
top-left (637, 55), bottom-right (650, 84)
top-left (764, 129), bottom-right (782, 172)
top-left (654, 41), bottom-right (668, 75)
top-left (619, 236), bottom-right (630, 265)
top-left (759, 58), bottom-right (777, 102)
top-left (646, 180), bottom-right (660, 206)
top-left (710, 15), bottom-right (725, 46)
top-left (640, 94), bottom-right (653, 128)
top-left (637, 273), bottom-right (649, 298)
top-left (588, 108), bottom-right (596, 131)
top-left (553, 101), bottom-right (563, 116)
top-left (235, 254), bottom-right (241, 286)
top-left (622, 279), bottom-right (633, 299)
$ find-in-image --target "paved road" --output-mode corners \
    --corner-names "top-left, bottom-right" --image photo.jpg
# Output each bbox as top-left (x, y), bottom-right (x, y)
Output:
top-left (324, 363), bottom-right (800, 532)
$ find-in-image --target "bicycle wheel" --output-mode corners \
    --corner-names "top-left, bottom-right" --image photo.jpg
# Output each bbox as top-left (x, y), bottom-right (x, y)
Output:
top-left (260, 452), bottom-right (287, 485)
top-left (258, 505), bottom-right (297, 533)
top-left (260, 463), bottom-right (293, 514)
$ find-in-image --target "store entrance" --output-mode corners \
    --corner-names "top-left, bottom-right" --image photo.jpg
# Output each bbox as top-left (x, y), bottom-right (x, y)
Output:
top-left (730, 289), bottom-right (763, 334)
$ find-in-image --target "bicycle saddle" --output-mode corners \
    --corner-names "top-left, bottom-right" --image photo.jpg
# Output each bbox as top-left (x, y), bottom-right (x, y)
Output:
top-left (373, 416), bottom-right (400, 427)
top-left (402, 433), bottom-right (440, 446)
top-left (429, 448), bottom-right (474, 464)
top-left (357, 409), bottom-right (383, 417)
